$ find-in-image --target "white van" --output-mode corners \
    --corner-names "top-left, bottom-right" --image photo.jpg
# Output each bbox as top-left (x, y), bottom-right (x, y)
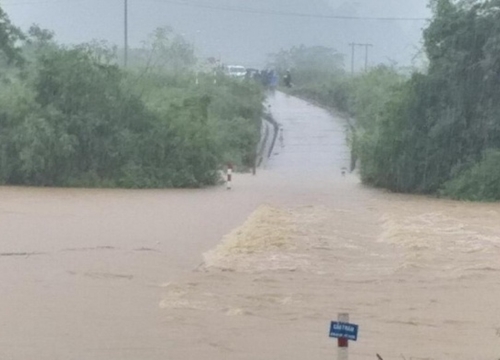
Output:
top-left (226, 65), bottom-right (246, 78)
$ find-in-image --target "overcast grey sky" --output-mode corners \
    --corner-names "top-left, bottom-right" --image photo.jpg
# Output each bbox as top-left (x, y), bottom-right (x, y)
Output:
top-left (2, 0), bottom-right (431, 68)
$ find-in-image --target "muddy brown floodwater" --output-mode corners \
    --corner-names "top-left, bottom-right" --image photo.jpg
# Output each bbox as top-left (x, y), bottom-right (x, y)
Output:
top-left (1, 92), bottom-right (500, 360)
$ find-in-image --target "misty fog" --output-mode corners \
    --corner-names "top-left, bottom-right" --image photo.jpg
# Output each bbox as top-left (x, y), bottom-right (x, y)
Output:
top-left (4, 0), bottom-right (430, 69)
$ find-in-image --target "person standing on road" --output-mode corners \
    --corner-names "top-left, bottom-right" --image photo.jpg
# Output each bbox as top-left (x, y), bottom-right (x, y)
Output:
top-left (270, 70), bottom-right (279, 91)
top-left (283, 70), bottom-right (292, 88)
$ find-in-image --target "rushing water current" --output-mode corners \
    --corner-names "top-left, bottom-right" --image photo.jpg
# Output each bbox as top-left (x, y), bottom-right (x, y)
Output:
top-left (1, 92), bottom-right (499, 360)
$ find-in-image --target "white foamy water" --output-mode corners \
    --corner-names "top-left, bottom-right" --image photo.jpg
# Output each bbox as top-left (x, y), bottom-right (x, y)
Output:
top-left (2, 92), bottom-right (500, 360)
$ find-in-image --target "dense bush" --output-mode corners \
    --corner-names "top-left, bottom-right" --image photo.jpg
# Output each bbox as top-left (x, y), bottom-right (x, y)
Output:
top-left (441, 150), bottom-right (500, 201)
top-left (0, 12), bottom-right (264, 188)
top-left (357, 0), bottom-right (500, 200)
top-left (289, 77), bottom-right (352, 114)
top-left (0, 48), bottom-right (213, 187)
top-left (132, 71), bottom-right (263, 171)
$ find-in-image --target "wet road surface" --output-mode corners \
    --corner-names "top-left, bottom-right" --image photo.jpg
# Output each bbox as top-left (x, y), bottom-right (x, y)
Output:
top-left (266, 92), bottom-right (350, 175)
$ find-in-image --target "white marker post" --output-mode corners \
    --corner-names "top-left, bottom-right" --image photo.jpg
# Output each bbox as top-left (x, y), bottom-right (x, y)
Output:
top-left (226, 163), bottom-right (233, 190)
top-left (329, 313), bottom-right (358, 360)
top-left (338, 313), bottom-right (349, 360)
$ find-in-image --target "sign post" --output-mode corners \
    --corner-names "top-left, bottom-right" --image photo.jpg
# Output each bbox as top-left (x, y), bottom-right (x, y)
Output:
top-left (329, 313), bottom-right (359, 360)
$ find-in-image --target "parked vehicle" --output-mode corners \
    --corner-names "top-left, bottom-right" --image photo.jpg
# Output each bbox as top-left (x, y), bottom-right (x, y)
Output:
top-left (226, 65), bottom-right (246, 78)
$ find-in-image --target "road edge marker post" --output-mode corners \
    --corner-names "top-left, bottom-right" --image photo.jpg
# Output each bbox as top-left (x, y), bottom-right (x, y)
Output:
top-left (338, 313), bottom-right (349, 360)
top-left (226, 163), bottom-right (233, 190)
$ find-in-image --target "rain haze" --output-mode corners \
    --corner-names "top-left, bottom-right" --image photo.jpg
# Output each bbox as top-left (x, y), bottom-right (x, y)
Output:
top-left (4, 0), bottom-right (430, 68)
top-left (2, 1), bottom-right (500, 359)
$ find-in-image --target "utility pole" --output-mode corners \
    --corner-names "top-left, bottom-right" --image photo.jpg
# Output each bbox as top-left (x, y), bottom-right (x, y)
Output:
top-left (348, 43), bottom-right (373, 74)
top-left (349, 43), bottom-right (355, 76)
top-left (124, 0), bottom-right (128, 67)
top-left (361, 43), bottom-right (373, 71)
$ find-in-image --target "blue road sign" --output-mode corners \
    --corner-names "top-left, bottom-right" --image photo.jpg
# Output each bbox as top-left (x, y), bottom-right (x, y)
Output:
top-left (329, 321), bottom-right (359, 341)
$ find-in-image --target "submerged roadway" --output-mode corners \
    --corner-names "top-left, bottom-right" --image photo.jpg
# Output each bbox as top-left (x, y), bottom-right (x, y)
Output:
top-left (0, 92), bottom-right (499, 360)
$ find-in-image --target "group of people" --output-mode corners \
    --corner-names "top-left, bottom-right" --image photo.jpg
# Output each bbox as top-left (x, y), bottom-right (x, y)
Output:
top-left (248, 69), bottom-right (293, 90)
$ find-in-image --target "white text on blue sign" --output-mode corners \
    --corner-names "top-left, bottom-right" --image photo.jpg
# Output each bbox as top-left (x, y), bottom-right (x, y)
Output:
top-left (329, 322), bottom-right (359, 341)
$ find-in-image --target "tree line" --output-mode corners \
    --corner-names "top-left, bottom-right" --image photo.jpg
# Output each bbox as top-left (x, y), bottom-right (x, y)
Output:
top-left (0, 9), bottom-right (263, 188)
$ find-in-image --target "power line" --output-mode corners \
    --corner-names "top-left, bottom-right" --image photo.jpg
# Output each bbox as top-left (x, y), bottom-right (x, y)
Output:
top-left (1, 0), bottom-right (430, 22)
top-left (151, 0), bottom-right (430, 21)
top-left (1, 0), bottom-right (85, 6)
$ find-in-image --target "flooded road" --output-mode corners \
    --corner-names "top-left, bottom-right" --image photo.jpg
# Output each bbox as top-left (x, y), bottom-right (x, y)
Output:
top-left (1, 92), bottom-right (500, 359)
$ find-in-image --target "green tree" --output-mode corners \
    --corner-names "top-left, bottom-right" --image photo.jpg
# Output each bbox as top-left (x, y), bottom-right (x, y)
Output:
top-left (0, 6), bottom-right (25, 67)
top-left (355, 0), bottom-right (500, 199)
top-left (0, 17), bottom-right (264, 188)
top-left (131, 26), bottom-right (196, 73)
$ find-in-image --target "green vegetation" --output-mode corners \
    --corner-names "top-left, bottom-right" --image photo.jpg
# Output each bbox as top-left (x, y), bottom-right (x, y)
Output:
top-left (0, 7), bottom-right (25, 68)
top-left (0, 10), bottom-right (263, 188)
top-left (274, 0), bottom-right (500, 201)
top-left (441, 150), bottom-right (500, 201)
